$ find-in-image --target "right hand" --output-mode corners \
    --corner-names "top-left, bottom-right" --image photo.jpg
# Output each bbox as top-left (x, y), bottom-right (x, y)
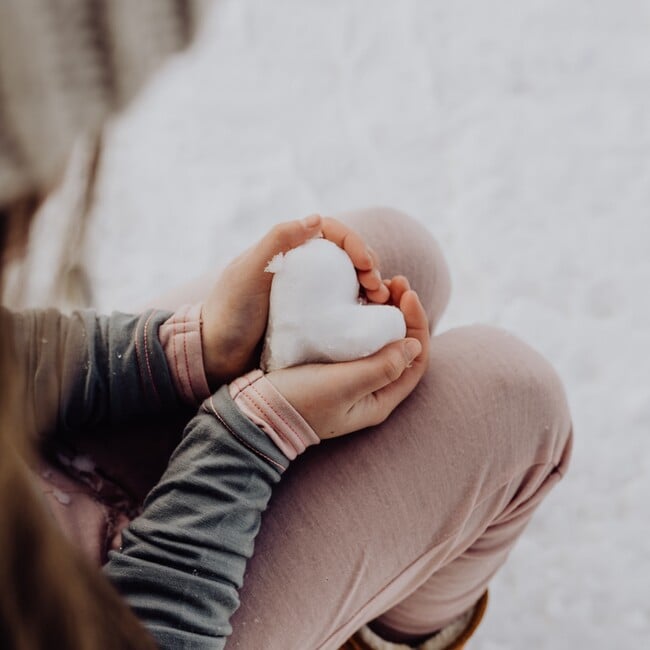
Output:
top-left (266, 277), bottom-right (429, 439)
top-left (200, 215), bottom-right (389, 389)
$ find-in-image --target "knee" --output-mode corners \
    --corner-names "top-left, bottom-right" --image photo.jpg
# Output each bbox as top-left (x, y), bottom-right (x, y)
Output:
top-left (335, 206), bottom-right (452, 331)
top-left (427, 325), bottom-right (572, 474)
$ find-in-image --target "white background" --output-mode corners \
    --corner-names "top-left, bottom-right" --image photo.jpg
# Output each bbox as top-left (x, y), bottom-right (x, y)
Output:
top-left (19, 1), bottom-right (650, 647)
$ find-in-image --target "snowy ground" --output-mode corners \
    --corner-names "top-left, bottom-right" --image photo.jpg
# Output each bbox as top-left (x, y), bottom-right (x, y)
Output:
top-left (16, 1), bottom-right (650, 647)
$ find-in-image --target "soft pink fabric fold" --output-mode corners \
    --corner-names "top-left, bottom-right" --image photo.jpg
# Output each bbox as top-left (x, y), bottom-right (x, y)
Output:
top-left (159, 304), bottom-right (320, 461)
top-left (229, 369), bottom-right (320, 460)
top-left (159, 303), bottom-right (211, 405)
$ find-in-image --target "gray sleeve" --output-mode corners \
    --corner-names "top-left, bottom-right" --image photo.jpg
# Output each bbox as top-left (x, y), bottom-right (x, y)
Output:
top-left (8, 305), bottom-right (292, 645)
top-left (7, 307), bottom-right (183, 438)
top-left (104, 385), bottom-right (290, 649)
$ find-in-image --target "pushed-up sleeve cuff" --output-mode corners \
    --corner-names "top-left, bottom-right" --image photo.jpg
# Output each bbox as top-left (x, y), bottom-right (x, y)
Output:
top-left (159, 303), bottom-right (211, 405)
top-left (229, 369), bottom-right (320, 460)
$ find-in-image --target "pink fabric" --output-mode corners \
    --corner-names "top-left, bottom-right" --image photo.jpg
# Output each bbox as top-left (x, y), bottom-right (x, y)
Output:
top-left (223, 208), bottom-right (573, 648)
top-left (159, 303), bottom-right (211, 405)
top-left (36, 207), bottom-right (573, 649)
top-left (36, 451), bottom-right (139, 564)
top-left (229, 369), bottom-right (320, 460)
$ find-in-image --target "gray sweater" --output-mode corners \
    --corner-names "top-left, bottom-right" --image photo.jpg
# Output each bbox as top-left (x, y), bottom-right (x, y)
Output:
top-left (10, 307), bottom-right (291, 648)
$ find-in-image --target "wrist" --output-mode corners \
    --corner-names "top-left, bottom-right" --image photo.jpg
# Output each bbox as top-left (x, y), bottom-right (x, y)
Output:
top-left (159, 303), bottom-right (211, 405)
top-left (199, 304), bottom-right (230, 389)
top-left (200, 314), bottom-right (258, 390)
top-left (229, 370), bottom-right (320, 459)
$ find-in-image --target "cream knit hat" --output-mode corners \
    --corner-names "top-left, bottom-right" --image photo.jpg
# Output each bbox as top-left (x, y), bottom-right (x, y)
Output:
top-left (0, 0), bottom-right (205, 207)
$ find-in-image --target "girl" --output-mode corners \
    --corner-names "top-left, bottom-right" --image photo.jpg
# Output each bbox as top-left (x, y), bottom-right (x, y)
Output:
top-left (0, 2), bottom-right (572, 648)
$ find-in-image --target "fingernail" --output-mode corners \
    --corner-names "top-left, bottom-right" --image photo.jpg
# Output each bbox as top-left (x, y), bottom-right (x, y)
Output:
top-left (373, 268), bottom-right (382, 282)
top-left (302, 214), bottom-right (321, 228)
top-left (403, 339), bottom-right (422, 366)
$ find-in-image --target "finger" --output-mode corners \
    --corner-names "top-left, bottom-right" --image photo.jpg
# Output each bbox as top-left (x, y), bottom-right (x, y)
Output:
top-left (320, 217), bottom-right (373, 271)
top-left (367, 246), bottom-right (380, 269)
top-left (357, 268), bottom-right (383, 292)
top-left (253, 215), bottom-right (323, 281)
top-left (348, 368), bottom-right (418, 431)
top-left (358, 268), bottom-right (390, 304)
top-left (388, 275), bottom-right (410, 306)
top-left (364, 290), bottom-right (429, 414)
top-left (268, 215), bottom-right (323, 253)
top-left (336, 337), bottom-right (423, 402)
top-left (401, 289), bottom-right (429, 347)
top-left (370, 278), bottom-right (393, 304)
top-left (361, 247), bottom-right (386, 303)
top-left (365, 284), bottom-right (390, 304)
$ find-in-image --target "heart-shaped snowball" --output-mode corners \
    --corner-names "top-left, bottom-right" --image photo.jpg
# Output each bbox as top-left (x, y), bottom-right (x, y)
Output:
top-left (260, 238), bottom-right (407, 371)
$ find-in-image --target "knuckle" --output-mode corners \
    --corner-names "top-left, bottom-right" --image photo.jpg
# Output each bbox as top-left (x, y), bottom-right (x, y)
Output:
top-left (372, 409), bottom-right (389, 427)
top-left (382, 353), bottom-right (404, 383)
top-left (270, 222), bottom-right (291, 241)
top-left (370, 402), bottom-right (393, 427)
top-left (266, 223), bottom-right (294, 251)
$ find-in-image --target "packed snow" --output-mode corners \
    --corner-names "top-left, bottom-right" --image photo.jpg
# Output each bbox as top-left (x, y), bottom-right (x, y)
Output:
top-left (13, 1), bottom-right (649, 647)
top-left (261, 238), bottom-right (406, 370)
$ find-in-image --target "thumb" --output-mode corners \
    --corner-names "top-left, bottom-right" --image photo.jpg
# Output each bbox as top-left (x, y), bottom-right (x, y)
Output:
top-left (254, 215), bottom-right (322, 279)
top-left (339, 338), bottom-right (422, 401)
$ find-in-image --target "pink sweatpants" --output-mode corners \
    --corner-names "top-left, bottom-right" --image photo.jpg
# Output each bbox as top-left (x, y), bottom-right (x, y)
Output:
top-left (147, 207), bottom-right (573, 649)
top-left (220, 208), bottom-right (572, 648)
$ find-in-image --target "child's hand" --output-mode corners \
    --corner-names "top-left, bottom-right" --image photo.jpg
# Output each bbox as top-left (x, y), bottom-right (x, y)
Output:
top-left (265, 280), bottom-right (429, 439)
top-left (201, 215), bottom-right (390, 389)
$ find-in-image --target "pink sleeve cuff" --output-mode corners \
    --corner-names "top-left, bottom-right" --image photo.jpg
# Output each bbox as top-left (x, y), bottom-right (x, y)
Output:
top-left (159, 303), bottom-right (212, 405)
top-left (229, 369), bottom-right (320, 460)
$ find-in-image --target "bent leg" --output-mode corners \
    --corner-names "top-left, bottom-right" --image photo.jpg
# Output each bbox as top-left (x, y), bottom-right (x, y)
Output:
top-left (226, 325), bottom-right (573, 649)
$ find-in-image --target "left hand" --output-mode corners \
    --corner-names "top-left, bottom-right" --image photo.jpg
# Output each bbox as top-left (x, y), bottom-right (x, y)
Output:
top-left (201, 215), bottom-right (390, 389)
top-left (266, 278), bottom-right (429, 439)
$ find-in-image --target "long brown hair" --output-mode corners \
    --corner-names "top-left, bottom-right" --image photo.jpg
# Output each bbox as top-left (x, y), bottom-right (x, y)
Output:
top-left (0, 199), bottom-right (157, 649)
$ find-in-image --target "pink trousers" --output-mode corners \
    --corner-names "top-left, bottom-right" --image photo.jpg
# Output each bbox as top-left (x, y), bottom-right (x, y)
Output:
top-left (41, 208), bottom-right (572, 649)
top-left (155, 207), bottom-right (573, 649)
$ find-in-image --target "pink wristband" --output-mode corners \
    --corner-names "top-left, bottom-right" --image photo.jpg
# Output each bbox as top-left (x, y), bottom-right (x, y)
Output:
top-left (159, 303), bottom-right (211, 405)
top-left (229, 370), bottom-right (320, 460)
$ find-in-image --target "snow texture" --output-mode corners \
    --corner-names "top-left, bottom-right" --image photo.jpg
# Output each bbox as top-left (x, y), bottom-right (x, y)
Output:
top-left (260, 238), bottom-right (406, 371)
top-left (11, 1), bottom-right (649, 647)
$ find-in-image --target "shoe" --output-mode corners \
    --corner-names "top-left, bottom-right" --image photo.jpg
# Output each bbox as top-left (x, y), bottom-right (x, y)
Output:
top-left (338, 591), bottom-right (488, 650)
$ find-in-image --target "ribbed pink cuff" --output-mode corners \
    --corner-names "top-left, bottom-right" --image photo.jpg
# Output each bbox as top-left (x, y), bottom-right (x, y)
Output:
top-left (159, 303), bottom-right (211, 405)
top-left (229, 370), bottom-right (320, 460)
